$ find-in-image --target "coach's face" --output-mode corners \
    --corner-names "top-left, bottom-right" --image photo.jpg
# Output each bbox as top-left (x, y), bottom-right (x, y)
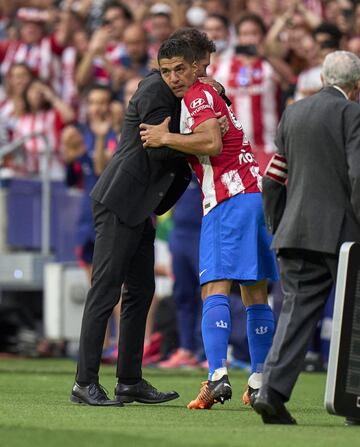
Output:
top-left (159, 56), bottom-right (198, 97)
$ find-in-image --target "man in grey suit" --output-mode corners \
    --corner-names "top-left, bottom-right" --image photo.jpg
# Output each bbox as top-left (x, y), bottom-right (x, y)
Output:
top-left (253, 51), bottom-right (360, 424)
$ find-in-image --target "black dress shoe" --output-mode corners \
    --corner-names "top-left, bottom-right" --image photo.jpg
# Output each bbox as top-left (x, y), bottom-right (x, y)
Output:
top-left (345, 418), bottom-right (360, 426)
top-left (253, 386), bottom-right (296, 425)
top-left (71, 382), bottom-right (124, 406)
top-left (115, 378), bottom-right (179, 404)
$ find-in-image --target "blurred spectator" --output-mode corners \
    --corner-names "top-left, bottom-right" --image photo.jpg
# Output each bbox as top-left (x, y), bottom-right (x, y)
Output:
top-left (313, 22), bottom-right (342, 52)
top-left (0, 115), bottom-right (8, 148)
top-left (118, 23), bottom-right (151, 88)
top-left (294, 22), bottom-right (342, 101)
top-left (210, 13), bottom-right (282, 172)
top-left (0, 63), bottom-right (34, 138)
top-left (159, 175), bottom-right (203, 368)
top-left (110, 100), bottom-right (125, 137)
top-left (12, 78), bottom-right (74, 179)
top-left (0, 3), bottom-right (73, 95)
top-left (323, 0), bottom-right (353, 35)
top-left (353, 2), bottom-right (360, 36)
top-left (75, 1), bottom-right (133, 91)
top-left (265, 1), bottom-right (320, 61)
top-left (293, 33), bottom-right (322, 100)
top-left (348, 35), bottom-right (360, 58)
top-left (185, 4), bottom-right (207, 28)
top-left (205, 14), bottom-right (234, 75)
top-left (147, 10), bottom-right (174, 58)
top-left (57, 10), bottom-right (87, 110)
top-left (62, 84), bottom-right (119, 361)
top-left (203, 0), bottom-right (232, 17)
top-left (123, 75), bottom-right (144, 108)
top-left (61, 27), bottom-right (89, 115)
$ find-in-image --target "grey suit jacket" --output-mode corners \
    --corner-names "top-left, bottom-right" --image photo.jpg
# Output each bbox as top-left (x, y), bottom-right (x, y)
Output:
top-left (262, 86), bottom-right (360, 254)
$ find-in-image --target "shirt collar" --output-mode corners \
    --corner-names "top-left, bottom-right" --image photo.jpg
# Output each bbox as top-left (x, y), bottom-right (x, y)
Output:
top-left (332, 85), bottom-right (349, 99)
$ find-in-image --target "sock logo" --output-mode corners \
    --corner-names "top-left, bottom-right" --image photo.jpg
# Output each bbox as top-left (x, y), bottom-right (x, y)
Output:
top-left (216, 320), bottom-right (228, 329)
top-left (255, 326), bottom-right (268, 335)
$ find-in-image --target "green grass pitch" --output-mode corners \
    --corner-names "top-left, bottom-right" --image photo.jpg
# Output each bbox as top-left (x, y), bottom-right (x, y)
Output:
top-left (0, 358), bottom-right (358, 447)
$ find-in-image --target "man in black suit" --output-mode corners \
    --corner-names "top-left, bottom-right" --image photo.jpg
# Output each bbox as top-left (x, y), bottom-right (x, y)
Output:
top-left (70, 30), bottom-right (222, 406)
top-left (253, 51), bottom-right (360, 424)
top-left (70, 70), bottom-right (191, 406)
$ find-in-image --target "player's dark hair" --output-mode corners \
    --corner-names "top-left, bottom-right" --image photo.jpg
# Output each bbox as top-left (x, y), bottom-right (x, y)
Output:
top-left (170, 27), bottom-right (216, 61)
top-left (158, 38), bottom-right (195, 64)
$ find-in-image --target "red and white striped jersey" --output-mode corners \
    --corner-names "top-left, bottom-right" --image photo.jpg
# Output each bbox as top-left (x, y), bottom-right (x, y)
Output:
top-left (13, 109), bottom-right (65, 179)
top-left (0, 36), bottom-right (64, 94)
top-left (180, 79), bottom-right (262, 216)
top-left (0, 98), bottom-right (16, 137)
top-left (210, 55), bottom-right (280, 167)
top-left (61, 46), bottom-right (79, 110)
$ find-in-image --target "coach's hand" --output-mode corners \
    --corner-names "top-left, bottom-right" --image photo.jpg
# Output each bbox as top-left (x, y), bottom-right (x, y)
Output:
top-left (140, 117), bottom-right (171, 148)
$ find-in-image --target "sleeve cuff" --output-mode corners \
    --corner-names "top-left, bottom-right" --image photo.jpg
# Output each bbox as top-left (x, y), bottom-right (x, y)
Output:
top-left (264, 153), bottom-right (288, 184)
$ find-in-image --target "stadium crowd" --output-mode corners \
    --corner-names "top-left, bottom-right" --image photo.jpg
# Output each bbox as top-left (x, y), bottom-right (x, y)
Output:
top-left (0, 0), bottom-right (358, 366)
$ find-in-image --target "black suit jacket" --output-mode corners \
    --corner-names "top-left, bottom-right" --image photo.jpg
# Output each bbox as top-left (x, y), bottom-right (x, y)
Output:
top-left (91, 71), bottom-right (191, 226)
top-left (263, 86), bottom-right (360, 254)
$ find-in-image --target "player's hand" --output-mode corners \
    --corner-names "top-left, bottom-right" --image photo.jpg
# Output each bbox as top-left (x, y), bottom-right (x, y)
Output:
top-left (139, 117), bottom-right (171, 148)
top-left (198, 77), bottom-right (224, 95)
top-left (216, 112), bottom-right (229, 136)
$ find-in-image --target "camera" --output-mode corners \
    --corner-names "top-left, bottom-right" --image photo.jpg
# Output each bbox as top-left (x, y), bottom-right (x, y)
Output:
top-left (235, 44), bottom-right (257, 57)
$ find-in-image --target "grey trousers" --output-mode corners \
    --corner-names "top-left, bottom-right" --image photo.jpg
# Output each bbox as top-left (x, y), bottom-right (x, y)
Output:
top-left (262, 248), bottom-right (338, 401)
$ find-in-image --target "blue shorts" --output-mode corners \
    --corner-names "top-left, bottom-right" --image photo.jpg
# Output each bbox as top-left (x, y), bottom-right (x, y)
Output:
top-left (199, 193), bottom-right (279, 286)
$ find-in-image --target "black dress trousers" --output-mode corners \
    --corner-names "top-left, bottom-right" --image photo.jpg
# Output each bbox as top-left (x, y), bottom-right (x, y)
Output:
top-left (76, 201), bottom-right (156, 384)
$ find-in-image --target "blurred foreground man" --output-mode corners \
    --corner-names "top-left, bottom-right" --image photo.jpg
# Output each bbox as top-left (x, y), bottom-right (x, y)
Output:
top-left (253, 51), bottom-right (360, 424)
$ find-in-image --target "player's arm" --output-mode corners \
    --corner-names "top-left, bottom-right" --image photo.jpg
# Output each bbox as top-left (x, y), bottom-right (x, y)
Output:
top-left (140, 116), bottom-right (222, 156)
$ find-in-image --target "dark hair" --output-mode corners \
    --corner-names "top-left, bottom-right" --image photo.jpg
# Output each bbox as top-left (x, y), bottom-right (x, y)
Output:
top-left (170, 28), bottom-right (216, 61)
top-left (158, 38), bottom-right (195, 64)
top-left (103, 1), bottom-right (133, 22)
top-left (205, 13), bottom-right (230, 30)
top-left (313, 22), bottom-right (342, 42)
top-left (236, 13), bottom-right (267, 36)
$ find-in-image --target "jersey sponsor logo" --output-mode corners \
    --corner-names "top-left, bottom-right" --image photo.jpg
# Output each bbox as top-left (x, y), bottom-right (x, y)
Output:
top-left (190, 104), bottom-right (212, 117)
top-left (239, 149), bottom-right (255, 164)
top-left (190, 98), bottom-right (205, 109)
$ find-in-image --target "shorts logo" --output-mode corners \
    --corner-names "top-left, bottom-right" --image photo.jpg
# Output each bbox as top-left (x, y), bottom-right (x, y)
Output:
top-left (190, 98), bottom-right (205, 109)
